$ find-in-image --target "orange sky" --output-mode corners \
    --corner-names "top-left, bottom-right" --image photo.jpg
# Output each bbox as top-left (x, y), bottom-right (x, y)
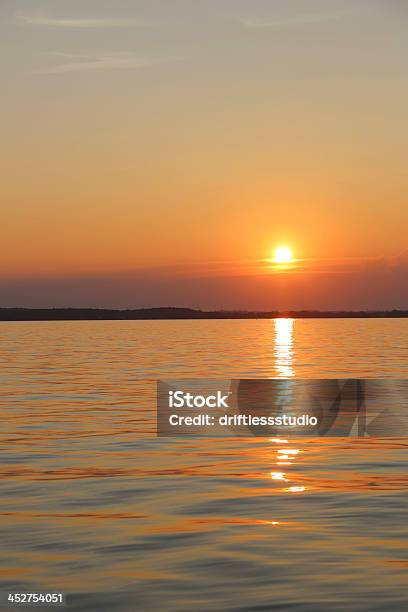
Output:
top-left (1, 1), bottom-right (408, 308)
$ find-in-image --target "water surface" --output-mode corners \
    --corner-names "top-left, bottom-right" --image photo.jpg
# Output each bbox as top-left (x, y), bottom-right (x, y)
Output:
top-left (0, 319), bottom-right (407, 610)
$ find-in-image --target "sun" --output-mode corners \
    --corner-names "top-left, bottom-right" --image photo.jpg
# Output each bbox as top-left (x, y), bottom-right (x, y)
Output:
top-left (273, 246), bottom-right (293, 264)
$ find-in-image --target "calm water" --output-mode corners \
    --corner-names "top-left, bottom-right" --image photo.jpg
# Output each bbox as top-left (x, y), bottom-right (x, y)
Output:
top-left (0, 319), bottom-right (407, 611)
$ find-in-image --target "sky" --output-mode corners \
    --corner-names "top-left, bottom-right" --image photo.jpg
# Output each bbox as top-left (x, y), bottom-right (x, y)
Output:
top-left (1, 0), bottom-right (408, 309)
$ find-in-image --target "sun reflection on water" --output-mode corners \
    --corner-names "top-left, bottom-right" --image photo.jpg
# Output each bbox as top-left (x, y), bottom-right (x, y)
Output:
top-left (270, 472), bottom-right (289, 481)
top-left (274, 318), bottom-right (295, 378)
top-left (269, 439), bottom-right (308, 498)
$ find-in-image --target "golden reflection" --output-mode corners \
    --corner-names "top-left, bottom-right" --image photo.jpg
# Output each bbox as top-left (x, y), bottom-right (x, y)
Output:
top-left (270, 472), bottom-right (289, 481)
top-left (274, 318), bottom-right (294, 378)
top-left (269, 438), bottom-right (288, 444)
top-left (270, 439), bottom-right (307, 495)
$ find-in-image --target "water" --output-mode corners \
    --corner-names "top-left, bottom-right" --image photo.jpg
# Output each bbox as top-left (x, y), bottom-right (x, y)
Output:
top-left (0, 319), bottom-right (407, 611)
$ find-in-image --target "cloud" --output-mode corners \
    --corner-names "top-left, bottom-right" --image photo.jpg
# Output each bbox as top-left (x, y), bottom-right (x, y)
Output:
top-left (37, 52), bottom-right (176, 75)
top-left (2, 261), bottom-right (408, 310)
top-left (1, 253), bottom-right (408, 310)
top-left (236, 11), bottom-right (348, 30)
top-left (18, 14), bottom-right (145, 29)
top-left (362, 250), bottom-right (408, 271)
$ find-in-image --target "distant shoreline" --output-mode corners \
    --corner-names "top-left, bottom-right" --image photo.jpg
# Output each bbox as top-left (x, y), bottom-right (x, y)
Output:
top-left (1, 307), bottom-right (408, 321)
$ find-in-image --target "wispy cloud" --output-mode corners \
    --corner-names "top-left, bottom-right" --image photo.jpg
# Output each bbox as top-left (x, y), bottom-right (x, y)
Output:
top-left (237, 11), bottom-right (349, 30)
top-left (18, 14), bottom-right (145, 29)
top-left (38, 52), bottom-right (176, 75)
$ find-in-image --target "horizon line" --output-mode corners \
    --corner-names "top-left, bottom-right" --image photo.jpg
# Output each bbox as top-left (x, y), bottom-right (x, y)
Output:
top-left (1, 306), bottom-right (408, 322)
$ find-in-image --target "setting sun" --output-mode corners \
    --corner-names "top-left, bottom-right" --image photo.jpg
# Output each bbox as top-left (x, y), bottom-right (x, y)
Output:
top-left (273, 246), bottom-right (293, 264)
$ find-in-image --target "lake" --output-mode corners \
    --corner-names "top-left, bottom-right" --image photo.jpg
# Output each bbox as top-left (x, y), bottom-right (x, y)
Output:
top-left (0, 319), bottom-right (407, 610)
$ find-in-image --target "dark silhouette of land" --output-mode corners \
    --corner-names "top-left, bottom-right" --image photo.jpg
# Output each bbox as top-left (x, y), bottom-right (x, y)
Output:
top-left (1, 308), bottom-right (408, 321)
